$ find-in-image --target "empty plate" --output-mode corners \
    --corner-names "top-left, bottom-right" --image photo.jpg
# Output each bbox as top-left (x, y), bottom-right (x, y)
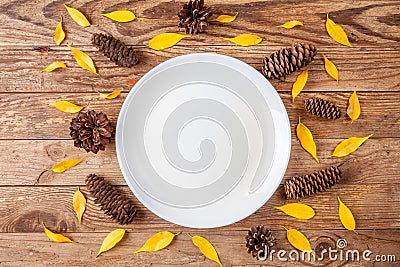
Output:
top-left (116, 53), bottom-right (291, 228)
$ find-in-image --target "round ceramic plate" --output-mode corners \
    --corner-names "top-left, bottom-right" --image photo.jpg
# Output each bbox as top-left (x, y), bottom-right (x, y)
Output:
top-left (116, 53), bottom-right (291, 228)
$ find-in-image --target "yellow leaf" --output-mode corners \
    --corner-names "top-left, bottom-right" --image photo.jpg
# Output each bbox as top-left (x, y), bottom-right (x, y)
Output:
top-left (296, 118), bottom-right (319, 163)
top-left (51, 157), bottom-right (85, 173)
top-left (285, 227), bottom-right (312, 252)
top-left (278, 20), bottom-right (304, 29)
top-left (102, 10), bottom-right (136, 22)
top-left (43, 62), bottom-right (67, 72)
top-left (322, 54), bottom-right (339, 83)
top-left (73, 187), bottom-right (86, 224)
top-left (97, 229), bottom-right (126, 257)
top-left (99, 89), bottom-right (123, 99)
top-left (216, 12), bottom-right (238, 23)
top-left (275, 203), bottom-right (315, 220)
top-left (67, 45), bottom-right (97, 74)
top-left (191, 235), bottom-right (223, 267)
top-left (223, 34), bottom-right (262, 47)
top-left (292, 70), bottom-right (308, 102)
top-left (326, 14), bottom-right (353, 47)
top-left (134, 231), bottom-right (177, 253)
top-left (54, 16), bottom-right (65, 45)
top-left (43, 222), bottom-right (74, 243)
top-left (332, 134), bottom-right (373, 157)
top-left (148, 33), bottom-right (190, 51)
top-left (64, 4), bottom-right (91, 27)
top-left (347, 87), bottom-right (360, 121)
top-left (338, 196), bottom-right (356, 231)
top-left (49, 101), bottom-right (85, 113)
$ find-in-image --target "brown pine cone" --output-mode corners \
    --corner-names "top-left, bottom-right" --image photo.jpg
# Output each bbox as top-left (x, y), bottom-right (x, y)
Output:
top-left (262, 44), bottom-right (317, 80)
top-left (69, 110), bottom-right (113, 154)
top-left (284, 165), bottom-right (343, 200)
top-left (92, 33), bottom-right (138, 67)
top-left (245, 225), bottom-right (276, 260)
top-left (304, 97), bottom-right (341, 119)
top-left (177, 0), bottom-right (212, 34)
top-left (86, 174), bottom-right (137, 224)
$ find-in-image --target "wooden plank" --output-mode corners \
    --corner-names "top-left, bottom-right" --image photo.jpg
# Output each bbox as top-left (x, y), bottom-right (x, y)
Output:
top-left (1, 138), bottom-right (398, 186)
top-left (0, 0), bottom-right (399, 46)
top-left (0, 46), bottom-right (399, 93)
top-left (0, 184), bottom-right (398, 233)
top-left (0, 92), bottom-right (397, 139)
top-left (0, 230), bottom-right (398, 266)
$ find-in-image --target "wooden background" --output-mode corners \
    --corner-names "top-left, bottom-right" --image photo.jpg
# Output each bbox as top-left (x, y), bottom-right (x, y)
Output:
top-left (0, 0), bottom-right (399, 266)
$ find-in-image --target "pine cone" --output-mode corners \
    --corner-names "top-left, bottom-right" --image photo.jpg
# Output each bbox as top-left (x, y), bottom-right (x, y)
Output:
top-left (69, 110), bottom-right (113, 154)
top-left (304, 97), bottom-right (341, 119)
top-left (86, 174), bottom-right (137, 224)
top-left (245, 225), bottom-right (276, 260)
top-left (262, 43), bottom-right (317, 80)
top-left (92, 33), bottom-right (138, 67)
top-left (284, 165), bottom-right (343, 200)
top-left (177, 0), bottom-right (212, 34)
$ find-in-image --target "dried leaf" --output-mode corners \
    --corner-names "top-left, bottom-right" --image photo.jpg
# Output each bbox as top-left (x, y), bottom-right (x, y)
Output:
top-left (296, 118), bottom-right (319, 163)
top-left (134, 231), bottom-right (177, 253)
top-left (102, 10), bottom-right (136, 22)
top-left (332, 134), bottom-right (373, 157)
top-left (64, 4), bottom-right (91, 27)
top-left (292, 70), bottom-right (308, 102)
top-left (99, 89), bottom-right (123, 99)
top-left (126, 78), bottom-right (138, 86)
top-left (191, 235), bottom-right (223, 267)
top-left (49, 101), bottom-right (85, 114)
top-left (322, 54), bottom-right (339, 83)
top-left (326, 14), bottom-right (353, 47)
top-left (97, 229), bottom-right (126, 257)
top-left (51, 157), bottom-right (85, 173)
top-left (338, 196), bottom-right (356, 231)
top-left (43, 62), bottom-right (67, 72)
top-left (278, 20), bottom-right (304, 29)
top-left (285, 227), bottom-right (312, 252)
top-left (347, 87), bottom-right (360, 121)
top-left (54, 16), bottom-right (65, 45)
top-left (67, 45), bottom-right (97, 74)
top-left (216, 12), bottom-right (238, 23)
top-left (43, 222), bottom-right (74, 243)
top-left (148, 33), bottom-right (190, 51)
top-left (223, 34), bottom-right (262, 47)
top-left (275, 203), bottom-right (315, 220)
top-left (73, 187), bottom-right (86, 224)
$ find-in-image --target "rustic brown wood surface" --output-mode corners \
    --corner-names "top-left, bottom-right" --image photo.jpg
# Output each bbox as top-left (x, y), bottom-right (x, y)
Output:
top-left (0, 0), bottom-right (399, 266)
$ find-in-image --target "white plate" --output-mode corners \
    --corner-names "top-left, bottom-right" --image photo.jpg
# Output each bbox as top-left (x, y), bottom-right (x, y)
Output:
top-left (116, 53), bottom-right (291, 228)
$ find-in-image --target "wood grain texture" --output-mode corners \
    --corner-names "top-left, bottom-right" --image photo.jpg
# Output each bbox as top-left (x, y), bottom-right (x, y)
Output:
top-left (0, 230), bottom-right (398, 266)
top-left (0, 185), bottom-right (399, 233)
top-left (0, 92), bottom-right (398, 139)
top-left (0, 46), bottom-right (399, 93)
top-left (0, 138), bottom-right (398, 186)
top-left (0, 0), bottom-right (399, 265)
